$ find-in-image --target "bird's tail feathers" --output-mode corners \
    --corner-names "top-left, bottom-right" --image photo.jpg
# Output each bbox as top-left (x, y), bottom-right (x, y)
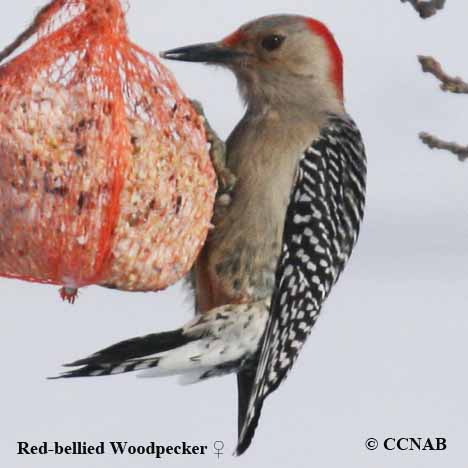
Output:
top-left (52, 301), bottom-right (269, 382)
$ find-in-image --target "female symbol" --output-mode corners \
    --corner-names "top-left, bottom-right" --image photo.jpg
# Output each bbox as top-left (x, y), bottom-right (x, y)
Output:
top-left (213, 441), bottom-right (225, 458)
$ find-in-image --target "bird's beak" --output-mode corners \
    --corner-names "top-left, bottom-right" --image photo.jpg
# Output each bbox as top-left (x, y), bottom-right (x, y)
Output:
top-left (160, 42), bottom-right (245, 64)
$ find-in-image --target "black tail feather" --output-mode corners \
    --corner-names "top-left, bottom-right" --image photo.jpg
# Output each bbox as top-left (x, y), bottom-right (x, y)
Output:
top-left (237, 369), bottom-right (256, 439)
top-left (235, 399), bottom-right (264, 456)
top-left (51, 328), bottom-right (193, 380)
top-left (64, 328), bottom-right (191, 368)
top-left (50, 356), bottom-right (162, 380)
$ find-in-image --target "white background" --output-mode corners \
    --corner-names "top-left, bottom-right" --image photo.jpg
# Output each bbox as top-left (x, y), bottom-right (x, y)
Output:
top-left (1, 1), bottom-right (467, 467)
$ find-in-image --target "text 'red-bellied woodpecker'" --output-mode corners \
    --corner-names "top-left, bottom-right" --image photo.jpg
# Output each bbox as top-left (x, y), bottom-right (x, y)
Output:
top-left (55, 15), bottom-right (367, 455)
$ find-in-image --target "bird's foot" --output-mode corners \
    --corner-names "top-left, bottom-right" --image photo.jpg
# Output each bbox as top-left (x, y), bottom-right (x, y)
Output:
top-left (190, 99), bottom-right (237, 194)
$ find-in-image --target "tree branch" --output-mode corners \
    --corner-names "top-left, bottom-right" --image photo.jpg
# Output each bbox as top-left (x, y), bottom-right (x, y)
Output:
top-left (418, 57), bottom-right (468, 161)
top-left (401, 0), bottom-right (447, 18)
top-left (420, 132), bottom-right (468, 162)
top-left (0, 1), bottom-right (56, 64)
top-left (402, 1), bottom-right (466, 162)
top-left (419, 56), bottom-right (468, 94)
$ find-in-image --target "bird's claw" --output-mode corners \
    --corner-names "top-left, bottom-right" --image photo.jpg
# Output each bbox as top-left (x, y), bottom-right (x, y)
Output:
top-left (190, 99), bottom-right (237, 194)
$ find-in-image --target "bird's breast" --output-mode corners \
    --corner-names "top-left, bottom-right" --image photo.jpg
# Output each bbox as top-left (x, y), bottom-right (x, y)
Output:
top-left (196, 117), bottom-right (320, 313)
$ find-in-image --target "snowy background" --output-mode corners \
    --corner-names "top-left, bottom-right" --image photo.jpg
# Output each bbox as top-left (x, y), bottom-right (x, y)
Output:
top-left (1, 1), bottom-right (467, 467)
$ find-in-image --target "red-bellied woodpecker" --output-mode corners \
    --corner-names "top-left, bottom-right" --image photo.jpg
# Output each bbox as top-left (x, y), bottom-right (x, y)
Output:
top-left (55, 15), bottom-right (367, 455)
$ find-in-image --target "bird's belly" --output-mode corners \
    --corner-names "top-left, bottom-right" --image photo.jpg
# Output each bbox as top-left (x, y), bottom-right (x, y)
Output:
top-left (196, 215), bottom-right (283, 313)
top-left (195, 122), bottom-right (303, 313)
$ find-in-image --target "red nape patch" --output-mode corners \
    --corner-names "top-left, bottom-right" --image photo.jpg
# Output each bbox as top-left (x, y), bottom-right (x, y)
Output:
top-left (305, 18), bottom-right (344, 101)
top-left (222, 29), bottom-right (246, 47)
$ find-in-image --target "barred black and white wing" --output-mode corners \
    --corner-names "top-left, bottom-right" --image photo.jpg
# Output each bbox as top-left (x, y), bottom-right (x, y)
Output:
top-left (236, 115), bottom-right (367, 455)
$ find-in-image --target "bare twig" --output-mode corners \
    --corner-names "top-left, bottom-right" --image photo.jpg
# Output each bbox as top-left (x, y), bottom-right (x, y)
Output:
top-left (418, 57), bottom-right (468, 161)
top-left (420, 133), bottom-right (468, 162)
top-left (419, 56), bottom-right (468, 94)
top-left (0, 1), bottom-right (57, 64)
top-left (402, 1), bottom-right (466, 162)
top-left (401, 0), bottom-right (447, 18)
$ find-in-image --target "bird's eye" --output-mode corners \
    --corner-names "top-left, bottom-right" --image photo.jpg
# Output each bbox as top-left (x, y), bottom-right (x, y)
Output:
top-left (261, 35), bottom-right (286, 52)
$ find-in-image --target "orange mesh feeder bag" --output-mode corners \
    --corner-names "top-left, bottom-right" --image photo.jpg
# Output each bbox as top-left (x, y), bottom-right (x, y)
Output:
top-left (0, 0), bottom-right (216, 301)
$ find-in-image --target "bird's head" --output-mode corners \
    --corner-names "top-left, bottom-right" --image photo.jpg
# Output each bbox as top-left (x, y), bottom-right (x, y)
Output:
top-left (161, 15), bottom-right (344, 114)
